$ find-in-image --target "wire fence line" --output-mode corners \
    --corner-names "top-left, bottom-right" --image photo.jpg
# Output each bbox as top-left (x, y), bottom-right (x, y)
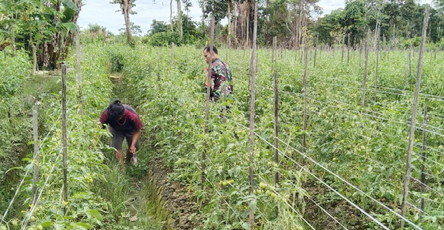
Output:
top-left (234, 121), bottom-right (394, 230)
top-left (20, 153), bottom-right (62, 229)
top-left (256, 173), bottom-right (350, 230)
top-left (233, 120), bottom-right (425, 230)
top-left (0, 130), bottom-right (53, 227)
top-left (280, 89), bottom-right (444, 138)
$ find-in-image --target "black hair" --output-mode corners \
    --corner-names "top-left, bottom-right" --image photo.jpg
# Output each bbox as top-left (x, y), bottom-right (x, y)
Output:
top-left (204, 45), bottom-right (218, 54)
top-left (107, 100), bottom-right (125, 121)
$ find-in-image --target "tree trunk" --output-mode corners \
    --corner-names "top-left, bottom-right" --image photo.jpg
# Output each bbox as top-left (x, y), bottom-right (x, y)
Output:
top-left (36, 0), bottom-right (82, 70)
top-left (227, 2), bottom-right (232, 47)
top-left (123, 0), bottom-right (132, 44)
top-left (176, 0), bottom-right (183, 38)
top-left (170, 0), bottom-right (174, 32)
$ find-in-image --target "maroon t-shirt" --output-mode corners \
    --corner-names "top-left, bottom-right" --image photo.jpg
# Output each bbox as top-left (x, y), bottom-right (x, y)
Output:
top-left (99, 105), bottom-right (143, 135)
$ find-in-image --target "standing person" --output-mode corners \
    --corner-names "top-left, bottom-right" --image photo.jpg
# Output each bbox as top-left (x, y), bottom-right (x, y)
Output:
top-left (203, 46), bottom-right (233, 102)
top-left (99, 100), bottom-right (142, 164)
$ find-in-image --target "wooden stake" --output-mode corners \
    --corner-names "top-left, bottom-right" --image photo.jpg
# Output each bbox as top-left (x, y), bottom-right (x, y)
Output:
top-left (272, 37), bottom-right (279, 188)
top-left (249, 1), bottom-right (258, 228)
top-left (171, 42), bottom-right (175, 66)
top-left (361, 30), bottom-right (370, 108)
top-left (374, 24), bottom-right (380, 102)
top-left (75, 29), bottom-right (84, 115)
top-left (341, 34), bottom-right (345, 63)
top-left (347, 33), bottom-right (351, 64)
top-left (302, 46), bottom-right (308, 155)
top-left (61, 62), bottom-right (68, 213)
top-left (313, 33), bottom-right (318, 68)
top-left (420, 105), bottom-right (428, 212)
top-left (203, 16), bottom-right (215, 186)
top-left (32, 103), bottom-right (39, 205)
top-left (401, 7), bottom-right (430, 228)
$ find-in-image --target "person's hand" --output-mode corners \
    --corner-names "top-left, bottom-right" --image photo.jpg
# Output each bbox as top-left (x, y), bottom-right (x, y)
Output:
top-left (129, 145), bottom-right (137, 154)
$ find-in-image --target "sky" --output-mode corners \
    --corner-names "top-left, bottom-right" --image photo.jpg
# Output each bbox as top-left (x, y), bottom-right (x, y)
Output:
top-left (77, 0), bottom-right (434, 35)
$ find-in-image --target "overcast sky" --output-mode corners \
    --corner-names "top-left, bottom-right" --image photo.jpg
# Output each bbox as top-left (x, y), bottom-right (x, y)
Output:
top-left (77, 0), bottom-right (434, 35)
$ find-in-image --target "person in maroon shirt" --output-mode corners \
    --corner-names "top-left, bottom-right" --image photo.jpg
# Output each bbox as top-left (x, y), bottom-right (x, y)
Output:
top-left (100, 100), bottom-right (143, 164)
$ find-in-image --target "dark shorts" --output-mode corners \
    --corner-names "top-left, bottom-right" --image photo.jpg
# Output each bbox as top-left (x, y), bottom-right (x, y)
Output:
top-left (109, 126), bottom-right (140, 151)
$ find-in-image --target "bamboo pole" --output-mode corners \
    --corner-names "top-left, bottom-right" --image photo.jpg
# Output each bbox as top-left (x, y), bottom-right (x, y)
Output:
top-left (32, 103), bottom-right (39, 205)
top-left (420, 105), bottom-right (428, 213)
top-left (400, 7), bottom-right (430, 228)
top-left (361, 30), bottom-right (369, 108)
top-left (61, 62), bottom-right (68, 213)
top-left (302, 46), bottom-right (308, 155)
top-left (171, 42), bottom-right (175, 66)
top-left (203, 16), bottom-right (215, 186)
top-left (249, 1), bottom-right (258, 228)
top-left (347, 33), bottom-right (351, 65)
top-left (272, 37), bottom-right (279, 188)
top-left (313, 33), bottom-right (318, 68)
top-left (374, 24), bottom-right (380, 102)
top-left (75, 29), bottom-right (84, 115)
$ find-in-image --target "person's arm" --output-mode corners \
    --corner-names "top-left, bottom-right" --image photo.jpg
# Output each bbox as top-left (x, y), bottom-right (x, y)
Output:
top-left (129, 129), bottom-right (141, 154)
top-left (129, 112), bottom-right (143, 154)
top-left (99, 110), bottom-right (108, 129)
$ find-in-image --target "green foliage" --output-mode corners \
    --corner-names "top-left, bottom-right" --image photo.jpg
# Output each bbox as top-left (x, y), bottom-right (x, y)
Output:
top-left (145, 31), bottom-right (182, 46)
top-left (312, 0), bottom-right (444, 46)
top-left (109, 51), bottom-right (125, 72)
top-left (149, 20), bottom-right (169, 35)
top-left (111, 45), bottom-right (307, 229)
top-left (113, 44), bottom-right (444, 229)
top-left (145, 15), bottom-right (204, 46)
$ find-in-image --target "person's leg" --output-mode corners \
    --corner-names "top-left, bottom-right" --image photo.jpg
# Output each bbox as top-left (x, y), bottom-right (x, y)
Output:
top-left (125, 134), bottom-right (140, 164)
top-left (110, 127), bottom-right (125, 164)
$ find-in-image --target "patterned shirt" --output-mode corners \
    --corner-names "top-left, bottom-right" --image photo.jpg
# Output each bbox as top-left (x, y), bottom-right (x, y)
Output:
top-left (207, 58), bottom-right (233, 101)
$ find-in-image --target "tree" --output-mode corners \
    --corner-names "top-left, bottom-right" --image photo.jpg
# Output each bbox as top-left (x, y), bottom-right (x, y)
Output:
top-left (149, 20), bottom-right (169, 35)
top-left (312, 9), bottom-right (345, 46)
top-left (111, 0), bottom-right (136, 44)
top-left (341, 0), bottom-right (367, 46)
top-left (119, 22), bottom-right (142, 36)
top-left (0, 0), bottom-right (82, 70)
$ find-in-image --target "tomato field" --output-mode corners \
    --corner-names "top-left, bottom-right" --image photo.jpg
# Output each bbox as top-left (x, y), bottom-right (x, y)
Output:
top-left (2, 38), bottom-right (443, 229)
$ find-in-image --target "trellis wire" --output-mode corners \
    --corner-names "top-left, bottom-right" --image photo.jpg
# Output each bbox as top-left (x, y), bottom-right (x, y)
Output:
top-left (235, 122), bottom-right (424, 229)
top-left (234, 121), bottom-right (394, 230)
top-left (20, 154), bottom-right (62, 229)
top-left (0, 129), bottom-right (53, 227)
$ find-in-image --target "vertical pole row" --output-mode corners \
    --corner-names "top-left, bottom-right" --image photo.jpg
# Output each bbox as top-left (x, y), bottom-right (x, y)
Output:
top-left (203, 15), bottom-right (215, 186)
top-left (249, 0), bottom-right (258, 228)
top-left (61, 62), bottom-right (68, 213)
top-left (272, 37), bottom-right (279, 188)
top-left (400, 7), bottom-right (430, 229)
top-left (32, 103), bottom-right (39, 205)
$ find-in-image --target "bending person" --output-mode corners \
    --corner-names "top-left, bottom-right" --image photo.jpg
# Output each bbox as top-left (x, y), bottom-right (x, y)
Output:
top-left (100, 100), bottom-right (143, 164)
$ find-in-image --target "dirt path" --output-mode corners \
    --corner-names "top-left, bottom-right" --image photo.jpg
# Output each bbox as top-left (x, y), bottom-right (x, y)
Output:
top-left (110, 74), bottom-right (201, 230)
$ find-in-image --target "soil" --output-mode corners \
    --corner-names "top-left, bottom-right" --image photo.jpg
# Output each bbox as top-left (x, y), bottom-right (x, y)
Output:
top-left (147, 157), bottom-right (202, 230)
